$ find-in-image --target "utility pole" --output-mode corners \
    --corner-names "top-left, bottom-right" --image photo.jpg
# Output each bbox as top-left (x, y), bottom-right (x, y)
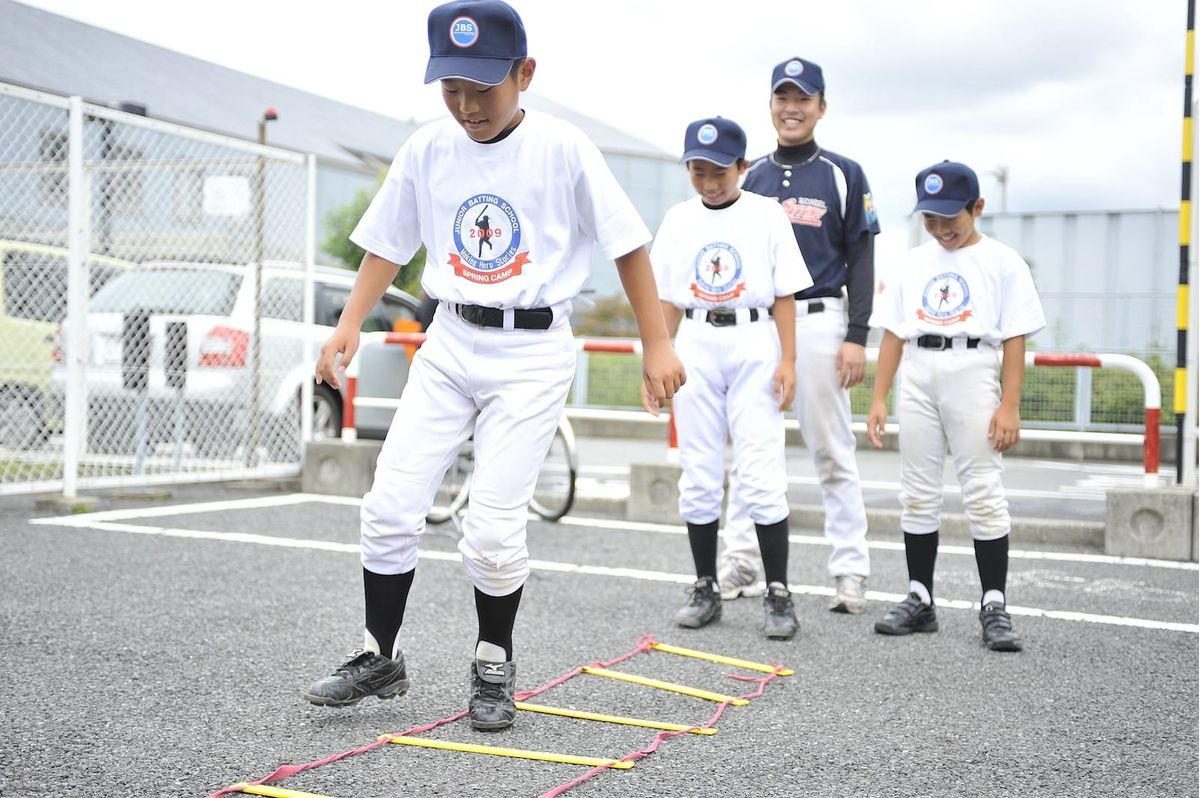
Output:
top-left (987, 165), bottom-right (1009, 213)
top-left (246, 106), bottom-right (277, 468)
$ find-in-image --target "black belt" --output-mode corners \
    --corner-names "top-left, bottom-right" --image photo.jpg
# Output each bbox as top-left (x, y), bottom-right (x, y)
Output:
top-left (916, 334), bottom-right (980, 350)
top-left (454, 304), bottom-right (553, 330)
top-left (685, 307), bottom-right (773, 327)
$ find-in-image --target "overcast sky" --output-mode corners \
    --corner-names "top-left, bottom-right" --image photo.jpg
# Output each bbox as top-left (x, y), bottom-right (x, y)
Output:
top-left (15, 0), bottom-right (1195, 240)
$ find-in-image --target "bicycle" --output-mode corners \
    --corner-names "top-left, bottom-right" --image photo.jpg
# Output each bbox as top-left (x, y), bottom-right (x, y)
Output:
top-left (426, 414), bottom-right (578, 528)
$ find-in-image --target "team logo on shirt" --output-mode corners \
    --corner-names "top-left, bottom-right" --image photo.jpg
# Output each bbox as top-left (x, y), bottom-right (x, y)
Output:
top-left (448, 194), bottom-right (530, 284)
top-left (917, 272), bottom-right (972, 326)
top-left (449, 16), bottom-right (480, 47)
top-left (863, 192), bottom-right (878, 225)
top-left (690, 242), bottom-right (746, 303)
top-left (780, 196), bottom-right (828, 227)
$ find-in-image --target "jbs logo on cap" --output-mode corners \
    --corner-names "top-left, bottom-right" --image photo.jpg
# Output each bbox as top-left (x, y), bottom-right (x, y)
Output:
top-left (450, 16), bottom-right (479, 47)
top-left (696, 124), bottom-right (719, 145)
top-left (924, 173), bottom-right (944, 194)
top-left (785, 60), bottom-right (804, 76)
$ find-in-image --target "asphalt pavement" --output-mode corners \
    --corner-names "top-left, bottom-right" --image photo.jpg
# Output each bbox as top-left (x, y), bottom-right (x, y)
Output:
top-left (0, 465), bottom-right (1195, 798)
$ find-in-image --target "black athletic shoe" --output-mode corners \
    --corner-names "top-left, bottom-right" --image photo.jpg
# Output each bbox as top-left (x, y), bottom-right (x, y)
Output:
top-left (762, 584), bottom-right (799, 640)
top-left (469, 660), bottom-right (517, 731)
top-left (980, 602), bottom-right (1024, 652)
top-left (303, 650), bottom-right (410, 707)
top-left (874, 593), bottom-right (939, 636)
top-left (674, 577), bottom-right (722, 629)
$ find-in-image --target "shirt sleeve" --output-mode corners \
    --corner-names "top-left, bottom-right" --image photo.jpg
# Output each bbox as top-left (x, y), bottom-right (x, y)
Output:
top-left (841, 162), bottom-right (882, 240)
top-left (998, 251), bottom-right (1047, 341)
top-left (770, 201), bottom-right (813, 296)
top-left (349, 139), bottom-right (423, 267)
top-left (572, 133), bottom-right (652, 260)
top-left (870, 251), bottom-right (908, 336)
top-left (649, 209), bottom-right (677, 303)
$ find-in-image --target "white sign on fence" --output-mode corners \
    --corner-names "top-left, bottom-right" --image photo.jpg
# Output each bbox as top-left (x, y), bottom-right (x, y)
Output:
top-left (202, 175), bottom-right (251, 216)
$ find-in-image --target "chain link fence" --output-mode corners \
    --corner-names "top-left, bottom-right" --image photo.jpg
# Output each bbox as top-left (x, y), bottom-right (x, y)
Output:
top-left (0, 82), bottom-right (319, 495)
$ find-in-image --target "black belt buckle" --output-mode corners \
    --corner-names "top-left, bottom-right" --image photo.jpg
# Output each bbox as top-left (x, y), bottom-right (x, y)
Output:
top-left (807, 301), bottom-right (825, 314)
top-left (708, 310), bottom-right (736, 327)
top-left (458, 304), bottom-right (490, 326)
top-left (917, 334), bottom-right (951, 350)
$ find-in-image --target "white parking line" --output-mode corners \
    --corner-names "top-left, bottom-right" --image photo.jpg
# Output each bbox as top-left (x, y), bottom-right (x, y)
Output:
top-left (29, 494), bottom-right (1198, 635)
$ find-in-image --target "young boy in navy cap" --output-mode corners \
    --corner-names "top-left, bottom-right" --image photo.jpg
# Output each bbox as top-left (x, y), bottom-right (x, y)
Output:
top-left (303, 0), bottom-right (685, 729)
top-left (866, 161), bottom-right (1045, 651)
top-left (717, 57), bottom-right (879, 617)
top-left (649, 117), bottom-right (812, 639)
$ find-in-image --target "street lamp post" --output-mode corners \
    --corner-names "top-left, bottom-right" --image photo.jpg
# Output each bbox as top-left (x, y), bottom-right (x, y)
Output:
top-left (246, 106), bottom-right (277, 468)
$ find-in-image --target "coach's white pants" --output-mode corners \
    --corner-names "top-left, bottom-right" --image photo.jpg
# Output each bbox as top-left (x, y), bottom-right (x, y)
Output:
top-left (360, 308), bottom-right (576, 596)
top-left (898, 344), bottom-right (1010, 541)
top-left (723, 303), bottom-right (871, 578)
top-left (673, 316), bottom-right (789, 526)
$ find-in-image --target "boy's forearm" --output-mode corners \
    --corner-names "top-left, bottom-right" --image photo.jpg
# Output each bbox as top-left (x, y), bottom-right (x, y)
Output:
top-left (660, 301), bottom-right (682, 337)
top-left (615, 247), bottom-right (671, 345)
top-left (872, 331), bottom-right (904, 402)
top-left (772, 295), bottom-right (796, 361)
top-left (340, 252), bottom-right (402, 330)
top-left (1000, 335), bottom-right (1026, 409)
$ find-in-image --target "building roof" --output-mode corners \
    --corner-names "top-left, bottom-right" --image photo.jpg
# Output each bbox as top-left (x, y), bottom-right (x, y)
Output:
top-left (0, 0), bottom-right (672, 169)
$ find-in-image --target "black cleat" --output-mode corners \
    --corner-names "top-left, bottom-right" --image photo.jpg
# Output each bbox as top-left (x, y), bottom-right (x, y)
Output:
top-left (980, 602), bottom-right (1023, 652)
top-left (303, 650), bottom-right (410, 707)
top-left (762, 584), bottom-right (799, 640)
top-left (874, 593), bottom-right (939, 636)
top-left (469, 660), bottom-right (517, 731)
top-left (674, 577), bottom-right (722, 629)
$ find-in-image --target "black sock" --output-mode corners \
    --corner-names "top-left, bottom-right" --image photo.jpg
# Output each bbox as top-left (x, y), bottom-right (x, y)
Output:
top-left (974, 535), bottom-right (1010, 600)
top-left (754, 518), bottom-right (789, 587)
top-left (904, 530), bottom-right (939, 599)
top-left (686, 520), bottom-right (720, 580)
top-left (363, 567), bottom-right (415, 660)
top-left (475, 585), bottom-right (523, 661)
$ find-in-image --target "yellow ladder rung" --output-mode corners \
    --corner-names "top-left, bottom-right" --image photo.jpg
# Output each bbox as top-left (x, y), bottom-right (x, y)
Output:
top-left (516, 701), bottom-right (717, 735)
top-left (387, 734), bottom-right (635, 769)
top-left (650, 642), bottom-right (795, 676)
top-left (580, 666), bottom-right (749, 706)
top-left (229, 784), bottom-right (335, 798)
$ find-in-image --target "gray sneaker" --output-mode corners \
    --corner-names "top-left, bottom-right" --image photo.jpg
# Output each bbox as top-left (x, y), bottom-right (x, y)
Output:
top-left (469, 660), bottom-right (517, 730)
top-left (303, 649), bottom-right (410, 707)
top-left (980, 602), bottom-right (1023, 652)
top-left (674, 577), bottom-right (722, 628)
top-left (830, 574), bottom-right (868, 614)
top-left (762, 584), bottom-right (798, 639)
top-left (717, 555), bottom-right (763, 600)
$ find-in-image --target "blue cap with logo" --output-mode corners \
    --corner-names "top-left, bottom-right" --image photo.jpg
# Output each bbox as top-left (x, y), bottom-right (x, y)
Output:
top-left (771, 57), bottom-right (824, 95)
top-left (681, 117), bottom-right (747, 167)
top-left (425, 0), bottom-right (527, 86)
top-left (913, 161), bottom-right (980, 217)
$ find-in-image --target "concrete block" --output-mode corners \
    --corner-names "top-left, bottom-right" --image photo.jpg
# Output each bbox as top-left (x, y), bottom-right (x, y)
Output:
top-left (1105, 486), bottom-right (1198, 561)
top-left (627, 461), bottom-right (682, 524)
top-left (301, 439), bottom-right (382, 498)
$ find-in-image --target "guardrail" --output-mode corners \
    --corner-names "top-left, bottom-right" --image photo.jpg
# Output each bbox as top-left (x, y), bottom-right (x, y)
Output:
top-left (339, 332), bottom-right (1162, 486)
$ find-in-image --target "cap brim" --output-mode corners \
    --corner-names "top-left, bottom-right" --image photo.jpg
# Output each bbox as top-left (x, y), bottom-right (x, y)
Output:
top-left (681, 149), bottom-right (740, 167)
top-left (913, 199), bottom-right (969, 217)
top-left (772, 77), bottom-right (820, 94)
top-left (424, 56), bottom-right (516, 86)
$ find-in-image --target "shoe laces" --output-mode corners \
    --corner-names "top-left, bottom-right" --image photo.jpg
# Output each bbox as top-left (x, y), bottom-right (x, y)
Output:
top-left (764, 590), bottom-right (794, 613)
top-left (332, 649), bottom-right (376, 677)
top-left (473, 670), bottom-right (512, 703)
top-left (685, 579), bottom-right (718, 604)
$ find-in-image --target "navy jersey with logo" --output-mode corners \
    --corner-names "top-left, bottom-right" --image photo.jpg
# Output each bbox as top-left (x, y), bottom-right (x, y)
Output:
top-left (743, 143), bottom-right (880, 343)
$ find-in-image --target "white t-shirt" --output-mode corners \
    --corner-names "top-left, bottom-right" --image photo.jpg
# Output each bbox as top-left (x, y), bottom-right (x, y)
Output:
top-left (651, 192), bottom-right (812, 309)
top-left (873, 235), bottom-right (1046, 346)
top-left (351, 110), bottom-right (651, 309)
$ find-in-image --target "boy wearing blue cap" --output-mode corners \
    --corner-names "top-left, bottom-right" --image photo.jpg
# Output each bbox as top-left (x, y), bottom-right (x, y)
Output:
top-left (717, 57), bottom-right (878, 616)
top-left (650, 117), bottom-right (813, 639)
top-left (866, 161), bottom-right (1045, 652)
top-left (303, 0), bottom-right (686, 728)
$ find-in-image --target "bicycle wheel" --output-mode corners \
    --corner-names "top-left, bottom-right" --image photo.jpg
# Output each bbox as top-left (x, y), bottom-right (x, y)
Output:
top-left (427, 439), bottom-right (473, 525)
top-left (529, 417), bottom-right (577, 522)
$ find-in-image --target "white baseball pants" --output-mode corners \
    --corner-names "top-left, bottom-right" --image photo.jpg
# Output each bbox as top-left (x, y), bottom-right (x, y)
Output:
top-left (898, 344), bottom-right (1010, 541)
top-left (723, 299), bottom-right (871, 578)
top-left (359, 307), bottom-right (576, 596)
top-left (673, 315), bottom-right (789, 527)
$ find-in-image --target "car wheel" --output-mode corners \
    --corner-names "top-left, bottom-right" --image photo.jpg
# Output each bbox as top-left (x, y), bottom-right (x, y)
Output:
top-left (312, 384), bottom-right (342, 440)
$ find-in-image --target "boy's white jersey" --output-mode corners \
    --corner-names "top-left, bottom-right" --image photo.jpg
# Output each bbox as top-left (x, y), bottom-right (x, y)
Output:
top-left (651, 193), bottom-right (813, 308)
top-left (873, 235), bottom-right (1045, 346)
top-left (351, 110), bottom-right (650, 309)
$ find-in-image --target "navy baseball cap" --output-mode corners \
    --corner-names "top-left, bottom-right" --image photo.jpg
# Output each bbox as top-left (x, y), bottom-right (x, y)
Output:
top-left (771, 57), bottom-right (824, 95)
top-left (914, 161), bottom-right (980, 217)
top-left (681, 117), bottom-right (747, 167)
top-left (424, 0), bottom-right (527, 86)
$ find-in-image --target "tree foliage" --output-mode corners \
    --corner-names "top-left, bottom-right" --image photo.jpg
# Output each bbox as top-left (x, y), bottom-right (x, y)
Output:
top-left (321, 180), bottom-right (425, 296)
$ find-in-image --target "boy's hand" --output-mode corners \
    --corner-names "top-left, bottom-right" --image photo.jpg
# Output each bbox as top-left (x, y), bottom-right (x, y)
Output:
top-left (837, 342), bottom-right (867, 388)
top-left (773, 360), bottom-right (796, 411)
top-left (866, 399), bottom-right (888, 449)
top-left (315, 327), bottom-right (360, 390)
top-left (988, 404), bottom-right (1021, 452)
top-left (640, 340), bottom-right (686, 415)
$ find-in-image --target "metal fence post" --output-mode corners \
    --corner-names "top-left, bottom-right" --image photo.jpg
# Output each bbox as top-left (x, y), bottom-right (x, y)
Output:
top-left (1073, 366), bottom-right (1093, 430)
top-left (573, 349), bottom-right (589, 407)
top-left (62, 96), bottom-right (88, 499)
top-left (301, 153), bottom-right (316, 453)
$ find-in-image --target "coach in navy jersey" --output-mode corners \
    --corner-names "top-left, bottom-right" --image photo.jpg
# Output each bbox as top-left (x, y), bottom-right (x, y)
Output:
top-left (719, 56), bottom-right (877, 616)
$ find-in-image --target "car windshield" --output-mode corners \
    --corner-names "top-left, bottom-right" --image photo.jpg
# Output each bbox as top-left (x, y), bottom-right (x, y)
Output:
top-left (90, 269), bottom-right (241, 315)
